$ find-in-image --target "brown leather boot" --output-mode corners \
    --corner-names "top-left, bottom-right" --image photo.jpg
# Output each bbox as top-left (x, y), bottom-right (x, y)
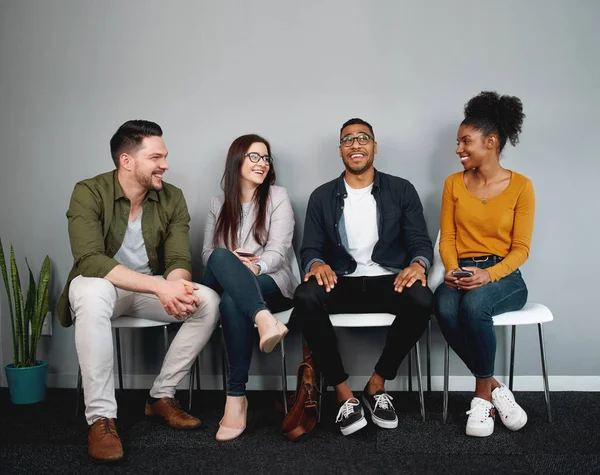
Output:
top-left (88, 418), bottom-right (123, 463)
top-left (145, 397), bottom-right (201, 429)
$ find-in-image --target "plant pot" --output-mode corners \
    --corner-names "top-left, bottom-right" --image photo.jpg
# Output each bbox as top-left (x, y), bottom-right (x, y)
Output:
top-left (5, 360), bottom-right (49, 404)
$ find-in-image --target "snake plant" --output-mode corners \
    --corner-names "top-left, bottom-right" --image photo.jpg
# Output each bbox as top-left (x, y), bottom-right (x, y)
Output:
top-left (0, 238), bottom-right (51, 368)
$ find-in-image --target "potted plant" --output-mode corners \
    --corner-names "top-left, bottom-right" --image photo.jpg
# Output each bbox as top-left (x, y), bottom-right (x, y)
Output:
top-left (0, 238), bottom-right (51, 404)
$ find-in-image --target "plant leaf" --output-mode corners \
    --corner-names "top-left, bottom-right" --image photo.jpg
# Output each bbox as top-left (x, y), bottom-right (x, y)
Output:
top-left (24, 259), bottom-right (36, 366)
top-left (0, 239), bottom-right (18, 365)
top-left (10, 245), bottom-right (25, 367)
top-left (30, 256), bottom-right (50, 365)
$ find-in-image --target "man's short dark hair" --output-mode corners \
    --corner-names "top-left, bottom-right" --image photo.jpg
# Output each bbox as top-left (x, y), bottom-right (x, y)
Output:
top-left (110, 120), bottom-right (163, 167)
top-left (340, 118), bottom-right (375, 139)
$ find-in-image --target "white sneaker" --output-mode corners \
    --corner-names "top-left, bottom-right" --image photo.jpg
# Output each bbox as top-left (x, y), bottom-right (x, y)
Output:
top-left (466, 397), bottom-right (495, 437)
top-left (492, 384), bottom-right (528, 431)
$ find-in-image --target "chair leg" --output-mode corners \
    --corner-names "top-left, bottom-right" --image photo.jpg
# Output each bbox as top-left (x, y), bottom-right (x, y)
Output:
top-left (408, 351), bottom-right (413, 392)
top-left (75, 366), bottom-right (83, 417)
top-left (318, 372), bottom-right (324, 423)
top-left (281, 337), bottom-right (288, 414)
top-left (509, 325), bottom-right (516, 391)
top-left (195, 356), bottom-right (201, 391)
top-left (538, 323), bottom-right (552, 423)
top-left (163, 325), bottom-right (169, 352)
top-left (443, 342), bottom-right (449, 424)
top-left (414, 342), bottom-right (426, 422)
top-left (426, 319), bottom-right (432, 396)
top-left (115, 328), bottom-right (123, 391)
top-left (188, 360), bottom-right (194, 412)
top-left (221, 341), bottom-right (228, 392)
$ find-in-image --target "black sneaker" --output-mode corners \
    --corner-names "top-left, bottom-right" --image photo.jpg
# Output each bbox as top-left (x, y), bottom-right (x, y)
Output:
top-left (335, 397), bottom-right (367, 436)
top-left (362, 387), bottom-right (398, 429)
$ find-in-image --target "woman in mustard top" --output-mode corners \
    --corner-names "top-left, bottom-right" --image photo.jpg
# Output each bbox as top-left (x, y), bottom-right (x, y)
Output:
top-left (434, 91), bottom-right (535, 438)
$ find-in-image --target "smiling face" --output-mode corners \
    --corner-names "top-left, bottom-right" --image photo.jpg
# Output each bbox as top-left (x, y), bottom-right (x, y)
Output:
top-left (455, 124), bottom-right (497, 170)
top-left (127, 136), bottom-right (168, 191)
top-left (239, 142), bottom-right (270, 188)
top-left (339, 123), bottom-right (377, 175)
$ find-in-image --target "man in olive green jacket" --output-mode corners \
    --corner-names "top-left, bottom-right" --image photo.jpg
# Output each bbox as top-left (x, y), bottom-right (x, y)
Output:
top-left (57, 120), bottom-right (219, 463)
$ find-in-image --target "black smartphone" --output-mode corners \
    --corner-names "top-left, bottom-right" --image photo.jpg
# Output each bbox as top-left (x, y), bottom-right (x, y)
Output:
top-left (236, 251), bottom-right (256, 258)
top-left (452, 270), bottom-right (473, 278)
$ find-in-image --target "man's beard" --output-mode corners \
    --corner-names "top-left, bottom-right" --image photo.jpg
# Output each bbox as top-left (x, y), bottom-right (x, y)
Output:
top-left (344, 157), bottom-right (373, 175)
top-left (135, 168), bottom-right (162, 191)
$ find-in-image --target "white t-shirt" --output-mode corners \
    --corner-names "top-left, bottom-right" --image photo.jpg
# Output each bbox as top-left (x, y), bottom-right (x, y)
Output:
top-left (113, 211), bottom-right (152, 275)
top-left (343, 180), bottom-right (394, 277)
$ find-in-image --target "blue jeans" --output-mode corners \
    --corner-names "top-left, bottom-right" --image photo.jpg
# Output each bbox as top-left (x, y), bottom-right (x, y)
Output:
top-left (433, 257), bottom-right (528, 379)
top-left (203, 248), bottom-right (292, 396)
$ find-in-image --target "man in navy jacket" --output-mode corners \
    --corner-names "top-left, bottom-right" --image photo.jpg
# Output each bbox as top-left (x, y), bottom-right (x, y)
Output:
top-left (293, 118), bottom-right (433, 436)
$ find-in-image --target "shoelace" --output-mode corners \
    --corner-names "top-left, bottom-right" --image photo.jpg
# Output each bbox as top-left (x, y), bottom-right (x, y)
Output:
top-left (98, 418), bottom-right (117, 436)
top-left (165, 398), bottom-right (186, 413)
top-left (495, 388), bottom-right (517, 409)
top-left (335, 398), bottom-right (360, 423)
top-left (373, 392), bottom-right (395, 412)
top-left (466, 401), bottom-right (493, 422)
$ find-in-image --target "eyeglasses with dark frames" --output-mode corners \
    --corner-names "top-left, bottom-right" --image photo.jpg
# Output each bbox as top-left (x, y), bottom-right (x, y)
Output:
top-left (340, 133), bottom-right (373, 147)
top-left (245, 152), bottom-right (272, 165)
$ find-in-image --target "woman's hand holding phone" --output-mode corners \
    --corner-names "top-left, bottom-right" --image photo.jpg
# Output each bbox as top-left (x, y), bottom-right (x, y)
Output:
top-left (445, 266), bottom-right (491, 290)
top-left (233, 249), bottom-right (261, 276)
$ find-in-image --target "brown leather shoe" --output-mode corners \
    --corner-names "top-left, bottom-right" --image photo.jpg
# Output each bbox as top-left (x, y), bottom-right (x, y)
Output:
top-left (88, 418), bottom-right (123, 463)
top-left (145, 397), bottom-right (201, 429)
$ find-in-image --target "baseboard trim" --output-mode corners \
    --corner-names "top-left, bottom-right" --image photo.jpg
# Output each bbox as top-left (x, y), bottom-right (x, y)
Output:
top-left (45, 373), bottom-right (600, 392)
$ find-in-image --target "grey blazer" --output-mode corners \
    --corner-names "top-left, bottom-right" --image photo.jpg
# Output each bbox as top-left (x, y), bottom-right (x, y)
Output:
top-left (202, 185), bottom-right (298, 299)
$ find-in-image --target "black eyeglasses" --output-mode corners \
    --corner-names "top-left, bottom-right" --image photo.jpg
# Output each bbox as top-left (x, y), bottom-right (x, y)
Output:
top-left (245, 152), bottom-right (272, 165)
top-left (340, 133), bottom-right (373, 147)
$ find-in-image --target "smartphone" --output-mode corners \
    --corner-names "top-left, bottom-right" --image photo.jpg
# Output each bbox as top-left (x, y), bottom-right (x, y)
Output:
top-left (236, 251), bottom-right (256, 258)
top-left (452, 270), bottom-right (473, 278)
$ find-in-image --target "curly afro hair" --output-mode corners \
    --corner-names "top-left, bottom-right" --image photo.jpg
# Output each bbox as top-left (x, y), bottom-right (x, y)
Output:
top-left (462, 91), bottom-right (525, 153)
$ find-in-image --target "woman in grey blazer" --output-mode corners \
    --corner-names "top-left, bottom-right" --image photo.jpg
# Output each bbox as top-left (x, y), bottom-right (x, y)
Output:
top-left (202, 134), bottom-right (298, 441)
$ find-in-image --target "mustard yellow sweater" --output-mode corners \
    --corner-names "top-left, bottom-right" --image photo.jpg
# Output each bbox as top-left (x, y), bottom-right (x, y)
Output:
top-left (439, 171), bottom-right (535, 282)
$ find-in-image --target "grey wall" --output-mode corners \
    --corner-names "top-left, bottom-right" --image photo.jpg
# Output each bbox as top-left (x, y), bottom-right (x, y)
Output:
top-left (1, 0), bottom-right (598, 389)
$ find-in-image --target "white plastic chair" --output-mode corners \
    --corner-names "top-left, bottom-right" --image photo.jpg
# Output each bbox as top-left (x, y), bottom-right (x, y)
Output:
top-left (75, 318), bottom-right (198, 416)
top-left (317, 313), bottom-right (427, 422)
top-left (427, 232), bottom-right (553, 423)
top-left (220, 247), bottom-right (301, 415)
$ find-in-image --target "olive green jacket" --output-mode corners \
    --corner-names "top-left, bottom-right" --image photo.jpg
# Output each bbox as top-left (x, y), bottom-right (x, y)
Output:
top-left (56, 171), bottom-right (192, 327)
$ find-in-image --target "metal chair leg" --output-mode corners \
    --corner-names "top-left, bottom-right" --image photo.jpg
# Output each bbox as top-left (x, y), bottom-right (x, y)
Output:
top-left (195, 356), bottom-right (201, 391)
top-left (509, 325), bottom-right (516, 391)
top-left (443, 342), bottom-right (449, 424)
top-left (414, 342), bottom-right (426, 422)
top-left (75, 366), bottom-right (82, 417)
top-left (221, 341), bottom-right (228, 392)
top-left (163, 325), bottom-right (169, 353)
top-left (408, 351), bottom-right (413, 392)
top-left (115, 328), bottom-right (123, 391)
top-left (426, 319), bottom-right (432, 395)
top-left (188, 360), bottom-right (194, 412)
top-left (538, 323), bottom-right (552, 422)
top-left (281, 337), bottom-right (288, 414)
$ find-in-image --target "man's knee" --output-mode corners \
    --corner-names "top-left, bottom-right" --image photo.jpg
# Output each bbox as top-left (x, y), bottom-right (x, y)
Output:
top-left (192, 284), bottom-right (220, 325)
top-left (404, 283), bottom-right (434, 316)
top-left (293, 279), bottom-right (326, 313)
top-left (69, 276), bottom-right (116, 314)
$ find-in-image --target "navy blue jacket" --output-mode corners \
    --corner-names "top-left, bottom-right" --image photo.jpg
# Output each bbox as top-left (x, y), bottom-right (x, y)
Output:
top-left (300, 170), bottom-right (433, 276)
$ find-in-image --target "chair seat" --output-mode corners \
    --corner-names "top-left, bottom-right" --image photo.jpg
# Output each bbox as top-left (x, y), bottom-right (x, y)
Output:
top-left (111, 316), bottom-right (169, 328)
top-left (492, 303), bottom-right (553, 326)
top-left (329, 313), bottom-right (395, 328)
top-left (273, 308), bottom-right (293, 325)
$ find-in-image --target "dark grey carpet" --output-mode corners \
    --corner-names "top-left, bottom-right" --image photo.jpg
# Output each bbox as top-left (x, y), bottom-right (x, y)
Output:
top-left (0, 388), bottom-right (599, 474)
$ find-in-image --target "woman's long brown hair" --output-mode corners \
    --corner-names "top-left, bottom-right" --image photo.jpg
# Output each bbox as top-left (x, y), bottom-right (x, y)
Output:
top-left (213, 134), bottom-right (276, 249)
